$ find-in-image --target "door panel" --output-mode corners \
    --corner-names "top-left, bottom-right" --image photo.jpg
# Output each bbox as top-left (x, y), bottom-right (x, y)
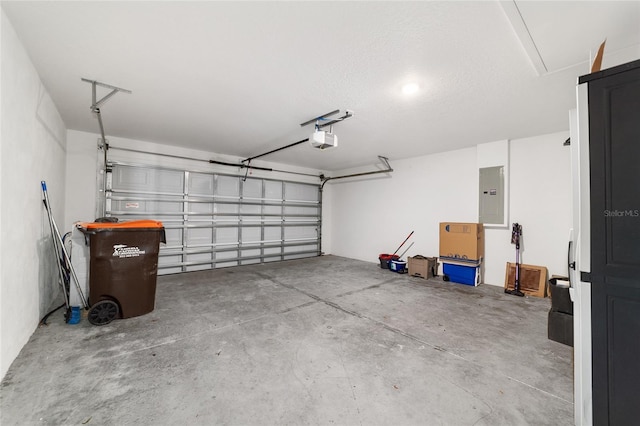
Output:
top-left (608, 292), bottom-right (640, 425)
top-left (588, 64), bottom-right (640, 425)
top-left (608, 83), bottom-right (640, 266)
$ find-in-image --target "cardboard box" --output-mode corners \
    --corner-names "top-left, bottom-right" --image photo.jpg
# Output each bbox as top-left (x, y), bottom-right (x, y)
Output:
top-left (408, 255), bottom-right (438, 279)
top-left (439, 223), bottom-right (484, 261)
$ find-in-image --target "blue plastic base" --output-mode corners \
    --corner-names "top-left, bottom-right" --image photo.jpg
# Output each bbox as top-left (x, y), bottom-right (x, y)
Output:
top-left (68, 306), bottom-right (81, 324)
top-left (389, 260), bottom-right (407, 273)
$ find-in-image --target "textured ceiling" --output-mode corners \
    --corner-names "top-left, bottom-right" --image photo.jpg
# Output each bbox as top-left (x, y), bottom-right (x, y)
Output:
top-left (2, 1), bottom-right (639, 172)
top-left (515, 1), bottom-right (640, 73)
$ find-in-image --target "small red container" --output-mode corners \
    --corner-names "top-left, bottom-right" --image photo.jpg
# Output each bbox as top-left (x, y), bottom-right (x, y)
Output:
top-left (378, 253), bottom-right (400, 269)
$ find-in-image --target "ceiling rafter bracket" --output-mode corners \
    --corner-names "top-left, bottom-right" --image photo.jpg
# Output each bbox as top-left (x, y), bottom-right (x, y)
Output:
top-left (81, 78), bottom-right (132, 111)
top-left (82, 78), bottom-right (132, 214)
top-left (81, 78), bottom-right (132, 145)
top-left (300, 109), bottom-right (354, 130)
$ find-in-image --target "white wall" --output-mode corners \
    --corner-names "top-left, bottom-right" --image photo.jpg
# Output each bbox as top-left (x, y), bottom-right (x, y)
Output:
top-left (64, 131), bottom-right (100, 231)
top-left (329, 131), bottom-right (571, 287)
top-left (1, 10), bottom-right (67, 380)
top-left (330, 147), bottom-right (478, 266)
top-left (486, 132), bottom-right (572, 285)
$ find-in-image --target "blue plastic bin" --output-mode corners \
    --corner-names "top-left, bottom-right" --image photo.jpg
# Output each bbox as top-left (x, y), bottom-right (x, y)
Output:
top-left (443, 263), bottom-right (478, 286)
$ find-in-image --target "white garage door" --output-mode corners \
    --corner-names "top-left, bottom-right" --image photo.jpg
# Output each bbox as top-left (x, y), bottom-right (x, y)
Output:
top-left (105, 163), bottom-right (321, 275)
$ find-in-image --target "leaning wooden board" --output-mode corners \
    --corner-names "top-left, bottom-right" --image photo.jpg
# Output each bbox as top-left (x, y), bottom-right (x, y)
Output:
top-left (504, 262), bottom-right (548, 297)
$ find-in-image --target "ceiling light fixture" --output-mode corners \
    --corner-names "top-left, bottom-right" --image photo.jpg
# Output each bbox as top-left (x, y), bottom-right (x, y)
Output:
top-left (402, 83), bottom-right (420, 95)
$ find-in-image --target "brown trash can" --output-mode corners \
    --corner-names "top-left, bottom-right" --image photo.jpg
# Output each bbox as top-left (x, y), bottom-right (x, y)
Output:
top-left (79, 220), bottom-right (165, 324)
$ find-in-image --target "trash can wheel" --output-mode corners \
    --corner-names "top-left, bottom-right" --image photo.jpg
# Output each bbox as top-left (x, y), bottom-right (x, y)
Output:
top-left (88, 300), bottom-right (119, 326)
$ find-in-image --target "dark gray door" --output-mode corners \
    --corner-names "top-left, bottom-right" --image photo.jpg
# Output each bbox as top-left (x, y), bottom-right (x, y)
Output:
top-left (586, 61), bottom-right (640, 425)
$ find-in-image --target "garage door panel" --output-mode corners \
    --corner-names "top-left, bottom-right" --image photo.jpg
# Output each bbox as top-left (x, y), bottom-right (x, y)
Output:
top-left (186, 263), bottom-right (213, 272)
top-left (264, 247), bottom-right (281, 256)
top-left (215, 175), bottom-right (240, 197)
top-left (284, 253), bottom-right (316, 260)
top-left (263, 227), bottom-right (281, 241)
top-left (160, 266), bottom-right (183, 275)
top-left (216, 227), bottom-right (238, 245)
top-left (240, 204), bottom-right (261, 215)
top-left (186, 228), bottom-right (213, 246)
top-left (265, 181), bottom-right (283, 199)
top-left (108, 163), bottom-right (320, 274)
top-left (154, 201), bottom-right (182, 213)
top-left (154, 169), bottom-right (184, 193)
top-left (242, 179), bottom-right (262, 198)
top-left (285, 244), bottom-right (318, 254)
top-left (216, 250), bottom-right (239, 268)
top-left (215, 204), bottom-right (239, 214)
top-left (241, 227), bottom-right (261, 243)
top-left (264, 205), bottom-right (282, 215)
top-left (189, 202), bottom-right (213, 214)
top-left (285, 182), bottom-right (319, 202)
top-left (217, 261), bottom-right (239, 268)
top-left (158, 254), bottom-right (183, 273)
top-left (241, 249), bottom-right (261, 258)
top-left (189, 173), bottom-right (214, 196)
top-left (110, 199), bottom-right (182, 213)
top-left (157, 216), bottom-right (182, 224)
top-left (185, 252), bottom-right (213, 264)
top-left (216, 250), bottom-right (238, 259)
top-left (284, 226), bottom-right (318, 240)
top-left (112, 166), bottom-right (184, 194)
top-left (284, 205), bottom-right (319, 216)
top-left (162, 227), bottom-right (182, 244)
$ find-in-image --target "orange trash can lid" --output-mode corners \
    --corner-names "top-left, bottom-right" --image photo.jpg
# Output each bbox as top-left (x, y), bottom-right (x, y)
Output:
top-left (77, 220), bottom-right (164, 230)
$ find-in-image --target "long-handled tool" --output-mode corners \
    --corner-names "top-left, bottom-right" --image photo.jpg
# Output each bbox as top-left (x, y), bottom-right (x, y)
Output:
top-left (398, 241), bottom-right (415, 259)
top-left (505, 223), bottom-right (524, 297)
top-left (41, 182), bottom-right (90, 321)
top-left (392, 231), bottom-right (414, 257)
top-left (43, 186), bottom-right (71, 318)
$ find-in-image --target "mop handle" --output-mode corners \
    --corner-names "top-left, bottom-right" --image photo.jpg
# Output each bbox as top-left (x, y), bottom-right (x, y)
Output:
top-left (392, 231), bottom-right (414, 256)
top-left (42, 183), bottom-right (70, 310)
top-left (398, 241), bottom-right (415, 259)
top-left (41, 181), bottom-right (90, 309)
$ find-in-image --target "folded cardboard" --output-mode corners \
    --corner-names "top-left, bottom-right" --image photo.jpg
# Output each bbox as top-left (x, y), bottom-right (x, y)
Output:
top-left (408, 255), bottom-right (438, 279)
top-left (439, 223), bottom-right (484, 261)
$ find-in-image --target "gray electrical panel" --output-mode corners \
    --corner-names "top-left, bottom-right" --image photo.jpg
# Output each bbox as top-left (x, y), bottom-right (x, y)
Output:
top-left (479, 166), bottom-right (504, 224)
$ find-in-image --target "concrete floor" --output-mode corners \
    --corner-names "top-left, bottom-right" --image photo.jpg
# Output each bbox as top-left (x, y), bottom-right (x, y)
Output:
top-left (1, 255), bottom-right (573, 425)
